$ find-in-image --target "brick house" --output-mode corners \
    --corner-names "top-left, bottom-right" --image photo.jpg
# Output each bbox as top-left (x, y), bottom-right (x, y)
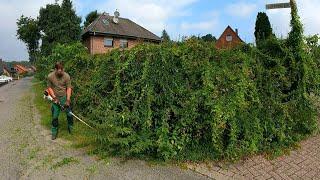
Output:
top-left (3, 64), bottom-right (16, 77)
top-left (14, 64), bottom-right (28, 74)
top-left (215, 26), bottom-right (244, 49)
top-left (81, 11), bottom-right (161, 55)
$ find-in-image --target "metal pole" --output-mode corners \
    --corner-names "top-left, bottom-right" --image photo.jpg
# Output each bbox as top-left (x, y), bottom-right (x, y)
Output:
top-left (69, 111), bottom-right (95, 129)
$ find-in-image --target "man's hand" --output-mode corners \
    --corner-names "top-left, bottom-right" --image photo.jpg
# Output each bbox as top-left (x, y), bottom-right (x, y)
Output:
top-left (65, 99), bottom-right (71, 108)
top-left (53, 97), bottom-right (60, 104)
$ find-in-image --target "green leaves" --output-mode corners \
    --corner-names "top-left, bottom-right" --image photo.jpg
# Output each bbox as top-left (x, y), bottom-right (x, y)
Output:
top-left (255, 12), bottom-right (274, 48)
top-left (38, 0), bottom-right (81, 56)
top-left (16, 15), bottom-right (41, 63)
top-left (84, 10), bottom-right (100, 28)
top-left (36, 36), bottom-right (319, 161)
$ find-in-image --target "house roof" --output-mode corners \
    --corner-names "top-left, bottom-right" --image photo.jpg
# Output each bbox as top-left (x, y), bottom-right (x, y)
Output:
top-left (218, 26), bottom-right (244, 42)
top-left (15, 64), bottom-right (28, 72)
top-left (82, 13), bottom-right (161, 42)
top-left (215, 26), bottom-right (244, 49)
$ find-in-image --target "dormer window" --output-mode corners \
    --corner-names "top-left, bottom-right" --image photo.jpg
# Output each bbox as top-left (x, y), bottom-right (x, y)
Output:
top-left (102, 19), bottom-right (109, 25)
top-left (226, 35), bottom-right (233, 42)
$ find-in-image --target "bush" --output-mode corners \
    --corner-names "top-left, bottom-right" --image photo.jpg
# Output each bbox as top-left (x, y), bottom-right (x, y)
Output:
top-left (36, 39), bottom-right (319, 161)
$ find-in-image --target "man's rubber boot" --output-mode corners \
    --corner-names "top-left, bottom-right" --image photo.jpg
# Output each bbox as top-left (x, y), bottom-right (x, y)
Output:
top-left (67, 112), bottom-right (73, 134)
top-left (68, 125), bottom-right (73, 134)
top-left (51, 127), bottom-right (58, 140)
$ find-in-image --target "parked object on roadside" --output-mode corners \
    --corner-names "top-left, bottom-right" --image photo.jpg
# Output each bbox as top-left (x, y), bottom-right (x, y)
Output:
top-left (0, 75), bottom-right (12, 83)
top-left (0, 75), bottom-right (13, 82)
top-left (0, 78), bottom-right (7, 83)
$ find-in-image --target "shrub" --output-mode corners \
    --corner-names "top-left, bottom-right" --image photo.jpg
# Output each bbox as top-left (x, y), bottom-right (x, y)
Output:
top-left (36, 38), bottom-right (319, 161)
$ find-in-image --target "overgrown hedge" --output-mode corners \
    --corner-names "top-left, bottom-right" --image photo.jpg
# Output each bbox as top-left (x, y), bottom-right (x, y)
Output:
top-left (35, 38), bottom-right (319, 161)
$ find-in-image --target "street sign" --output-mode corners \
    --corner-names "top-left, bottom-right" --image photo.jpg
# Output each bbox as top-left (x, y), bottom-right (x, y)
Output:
top-left (266, 2), bottom-right (291, 9)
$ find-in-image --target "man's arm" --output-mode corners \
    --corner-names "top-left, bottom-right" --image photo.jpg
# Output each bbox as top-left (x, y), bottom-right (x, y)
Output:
top-left (47, 75), bottom-right (58, 103)
top-left (66, 87), bottom-right (72, 102)
top-left (48, 87), bottom-right (57, 99)
top-left (65, 74), bottom-right (72, 107)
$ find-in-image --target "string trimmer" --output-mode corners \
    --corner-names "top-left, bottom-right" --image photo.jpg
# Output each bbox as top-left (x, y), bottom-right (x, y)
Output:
top-left (43, 90), bottom-right (94, 129)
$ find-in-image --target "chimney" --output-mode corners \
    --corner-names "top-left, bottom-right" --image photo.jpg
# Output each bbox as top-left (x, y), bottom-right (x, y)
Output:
top-left (235, 28), bottom-right (238, 35)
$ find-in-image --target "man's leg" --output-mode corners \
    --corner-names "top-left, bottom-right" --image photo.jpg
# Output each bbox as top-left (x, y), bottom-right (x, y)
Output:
top-left (51, 103), bottom-right (60, 140)
top-left (66, 108), bottom-right (74, 134)
top-left (59, 96), bottom-right (74, 134)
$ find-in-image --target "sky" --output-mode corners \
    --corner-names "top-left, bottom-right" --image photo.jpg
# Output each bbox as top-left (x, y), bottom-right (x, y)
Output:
top-left (0, 0), bottom-right (319, 61)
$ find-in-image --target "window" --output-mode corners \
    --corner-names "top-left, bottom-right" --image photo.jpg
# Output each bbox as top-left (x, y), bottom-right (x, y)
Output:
top-left (226, 35), bottom-right (233, 42)
top-left (102, 19), bottom-right (109, 25)
top-left (120, 39), bottom-right (128, 48)
top-left (104, 38), bottom-right (113, 47)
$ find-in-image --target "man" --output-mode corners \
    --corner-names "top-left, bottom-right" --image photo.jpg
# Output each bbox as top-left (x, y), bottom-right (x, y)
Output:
top-left (47, 62), bottom-right (73, 140)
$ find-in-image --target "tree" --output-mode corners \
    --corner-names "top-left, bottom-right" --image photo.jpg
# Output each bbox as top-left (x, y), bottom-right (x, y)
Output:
top-left (38, 3), bottom-right (62, 55)
top-left (60, 0), bottom-right (82, 42)
top-left (201, 34), bottom-right (217, 42)
top-left (16, 16), bottom-right (41, 63)
top-left (38, 0), bottom-right (81, 55)
top-left (161, 30), bottom-right (171, 42)
top-left (254, 12), bottom-right (273, 46)
top-left (84, 10), bottom-right (100, 28)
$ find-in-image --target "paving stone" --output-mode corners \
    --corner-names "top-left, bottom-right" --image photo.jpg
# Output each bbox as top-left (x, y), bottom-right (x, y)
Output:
top-left (187, 133), bottom-right (320, 180)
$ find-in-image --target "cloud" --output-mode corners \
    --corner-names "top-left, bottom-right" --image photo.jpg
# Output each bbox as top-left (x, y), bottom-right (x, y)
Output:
top-left (267, 0), bottom-right (320, 38)
top-left (0, 0), bottom-right (83, 61)
top-left (181, 21), bottom-right (217, 31)
top-left (94, 0), bottom-right (198, 35)
top-left (0, 0), bottom-right (48, 61)
top-left (226, 2), bottom-right (257, 18)
top-left (180, 11), bottom-right (219, 32)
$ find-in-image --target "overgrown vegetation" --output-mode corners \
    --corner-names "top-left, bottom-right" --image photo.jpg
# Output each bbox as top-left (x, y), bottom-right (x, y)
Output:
top-left (34, 0), bottom-right (320, 161)
top-left (35, 41), bottom-right (319, 161)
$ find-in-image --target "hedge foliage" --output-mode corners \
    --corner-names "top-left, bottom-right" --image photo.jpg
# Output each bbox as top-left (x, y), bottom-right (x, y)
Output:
top-left (35, 36), bottom-right (319, 161)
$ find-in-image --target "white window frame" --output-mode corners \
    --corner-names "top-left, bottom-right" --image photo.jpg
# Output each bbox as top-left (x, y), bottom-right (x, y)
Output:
top-left (104, 38), bottom-right (114, 47)
top-left (120, 39), bottom-right (128, 48)
top-left (226, 35), bottom-right (233, 42)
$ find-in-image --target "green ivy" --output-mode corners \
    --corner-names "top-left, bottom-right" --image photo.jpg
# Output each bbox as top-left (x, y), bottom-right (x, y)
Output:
top-left (36, 33), bottom-right (319, 161)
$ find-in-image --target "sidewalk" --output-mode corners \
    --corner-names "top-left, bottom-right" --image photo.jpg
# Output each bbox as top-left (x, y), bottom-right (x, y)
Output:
top-left (187, 134), bottom-right (320, 179)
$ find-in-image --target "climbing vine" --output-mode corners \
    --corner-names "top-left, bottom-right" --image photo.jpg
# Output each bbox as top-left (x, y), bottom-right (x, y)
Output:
top-left (35, 2), bottom-right (319, 160)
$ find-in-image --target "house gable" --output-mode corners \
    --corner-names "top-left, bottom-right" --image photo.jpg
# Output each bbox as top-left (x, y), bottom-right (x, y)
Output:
top-left (216, 26), bottom-right (243, 49)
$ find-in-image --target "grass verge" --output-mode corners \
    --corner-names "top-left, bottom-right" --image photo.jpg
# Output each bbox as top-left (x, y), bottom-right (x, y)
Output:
top-left (32, 78), bottom-right (97, 151)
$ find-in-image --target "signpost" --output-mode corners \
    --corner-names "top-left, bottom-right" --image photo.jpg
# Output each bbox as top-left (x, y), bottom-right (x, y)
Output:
top-left (266, 2), bottom-right (291, 10)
